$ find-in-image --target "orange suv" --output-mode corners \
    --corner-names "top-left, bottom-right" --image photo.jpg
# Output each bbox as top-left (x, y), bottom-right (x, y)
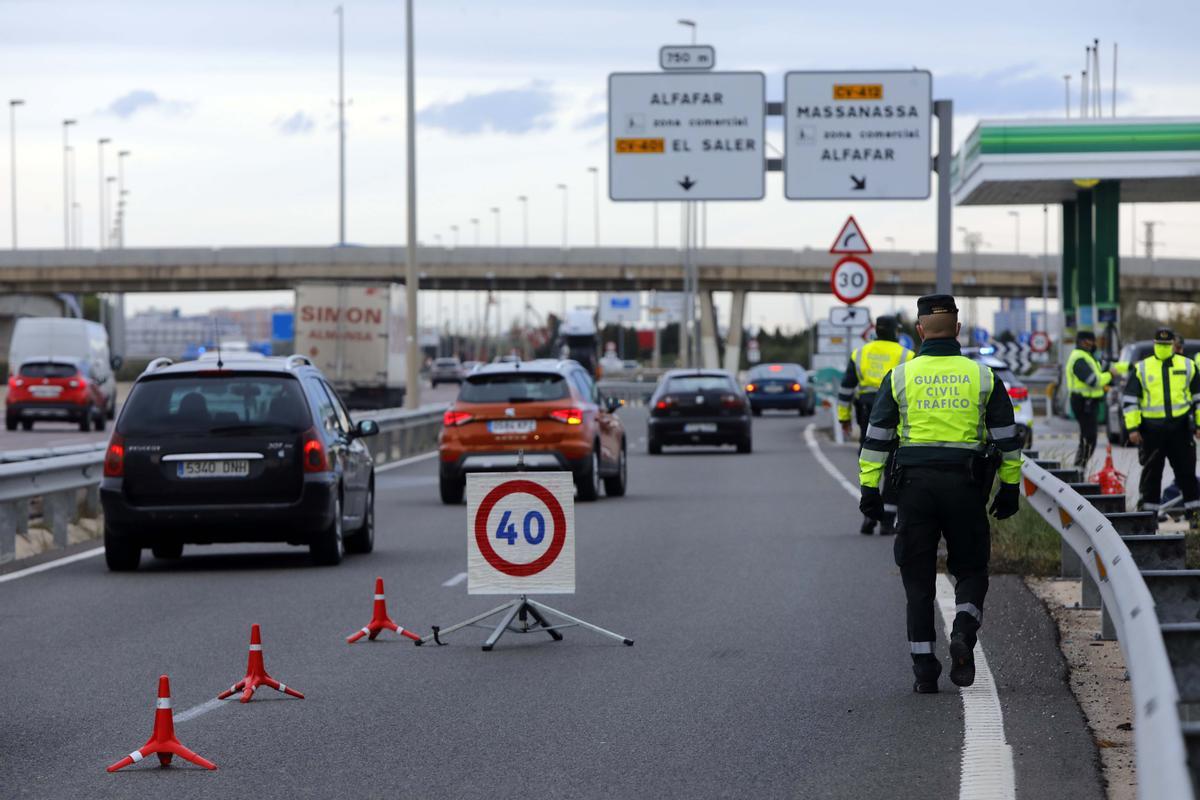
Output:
top-left (438, 360), bottom-right (627, 504)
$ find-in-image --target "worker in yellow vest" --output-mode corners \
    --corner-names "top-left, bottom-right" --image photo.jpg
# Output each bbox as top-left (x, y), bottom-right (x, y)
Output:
top-left (1064, 331), bottom-right (1113, 468)
top-left (859, 294), bottom-right (1022, 693)
top-left (1122, 327), bottom-right (1200, 524)
top-left (838, 316), bottom-right (914, 535)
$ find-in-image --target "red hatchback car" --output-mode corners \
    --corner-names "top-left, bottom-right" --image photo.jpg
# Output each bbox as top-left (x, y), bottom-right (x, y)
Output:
top-left (6, 358), bottom-right (110, 432)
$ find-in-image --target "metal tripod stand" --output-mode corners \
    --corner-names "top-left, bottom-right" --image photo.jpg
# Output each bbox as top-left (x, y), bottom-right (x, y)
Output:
top-left (416, 595), bottom-right (634, 651)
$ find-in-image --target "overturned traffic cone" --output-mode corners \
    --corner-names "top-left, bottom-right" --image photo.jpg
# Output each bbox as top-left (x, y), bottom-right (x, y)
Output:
top-left (217, 623), bottom-right (305, 704)
top-left (347, 577), bottom-right (421, 643)
top-left (1089, 444), bottom-right (1127, 495)
top-left (106, 675), bottom-right (217, 772)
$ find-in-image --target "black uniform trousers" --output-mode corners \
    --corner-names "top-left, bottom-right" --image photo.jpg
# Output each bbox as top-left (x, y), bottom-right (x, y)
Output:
top-left (1069, 394), bottom-right (1100, 469)
top-left (855, 393), bottom-right (898, 528)
top-left (1137, 420), bottom-right (1200, 509)
top-left (894, 466), bottom-right (990, 652)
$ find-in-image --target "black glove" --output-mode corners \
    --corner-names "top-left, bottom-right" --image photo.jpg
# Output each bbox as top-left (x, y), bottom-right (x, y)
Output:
top-left (860, 487), bottom-right (884, 521)
top-left (989, 482), bottom-right (1020, 520)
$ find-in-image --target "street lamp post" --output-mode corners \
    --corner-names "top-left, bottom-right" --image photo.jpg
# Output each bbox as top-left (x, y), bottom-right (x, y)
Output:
top-left (517, 195), bottom-right (528, 246)
top-left (490, 206), bottom-right (500, 245)
top-left (62, 119), bottom-right (76, 248)
top-left (9, 99), bottom-right (24, 249)
top-left (403, 0), bottom-right (419, 409)
top-left (1007, 210), bottom-right (1020, 254)
top-left (97, 138), bottom-right (111, 250)
top-left (470, 217), bottom-right (480, 246)
top-left (587, 166), bottom-right (599, 246)
top-left (1063, 74), bottom-right (1072, 118)
top-left (449, 224), bottom-right (459, 247)
top-left (117, 150), bottom-right (131, 247)
top-left (335, 5), bottom-right (347, 245)
top-left (556, 183), bottom-right (568, 248)
top-left (1041, 204), bottom-right (1049, 330)
top-left (105, 177), bottom-right (117, 247)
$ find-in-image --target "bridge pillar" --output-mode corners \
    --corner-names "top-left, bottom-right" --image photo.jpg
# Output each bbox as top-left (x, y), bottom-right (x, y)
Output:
top-left (1061, 200), bottom-right (1077, 339)
top-left (722, 290), bottom-right (746, 375)
top-left (699, 291), bottom-right (720, 369)
top-left (1074, 190), bottom-right (1095, 332)
top-left (1094, 181), bottom-right (1121, 352)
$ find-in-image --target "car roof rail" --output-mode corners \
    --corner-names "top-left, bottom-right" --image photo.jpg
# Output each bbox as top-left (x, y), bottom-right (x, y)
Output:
top-left (285, 354), bottom-right (313, 369)
top-left (142, 357), bottom-right (174, 375)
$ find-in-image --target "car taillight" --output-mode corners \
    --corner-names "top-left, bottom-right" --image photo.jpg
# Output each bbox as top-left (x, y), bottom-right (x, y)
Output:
top-left (303, 430), bottom-right (329, 473)
top-left (104, 434), bottom-right (125, 477)
top-left (550, 408), bottom-right (584, 425)
top-left (720, 394), bottom-right (743, 409)
top-left (69, 379), bottom-right (80, 388)
top-left (745, 383), bottom-right (756, 392)
top-left (791, 383), bottom-right (802, 392)
top-left (10, 377), bottom-right (22, 388)
top-left (655, 397), bottom-right (676, 411)
top-left (443, 409), bottom-right (474, 427)
top-left (1008, 386), bottom-right (1029, 401)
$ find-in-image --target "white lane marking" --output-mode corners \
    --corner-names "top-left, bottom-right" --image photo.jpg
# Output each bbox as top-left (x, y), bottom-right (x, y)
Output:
top-left (802, 423), bottom-right (1016, 800)
top-left (937, 574), bottom-right (1015, 800)
top-left (0, 547), bottom-right (103, 585)
top-left (441, 571), bottom-right (467, 587)
top-left (173, 697), bottom-right (228, 724)
top-left (375, 450), bottom-right (438, 473)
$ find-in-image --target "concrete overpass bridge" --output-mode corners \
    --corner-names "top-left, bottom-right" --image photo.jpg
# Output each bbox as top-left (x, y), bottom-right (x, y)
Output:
top-left (0, 246), bottom-right (1196, 301)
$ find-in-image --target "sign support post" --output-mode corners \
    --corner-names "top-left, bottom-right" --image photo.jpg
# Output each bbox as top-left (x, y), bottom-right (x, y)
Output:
top-left (934, 98), bottom-right (953, 295)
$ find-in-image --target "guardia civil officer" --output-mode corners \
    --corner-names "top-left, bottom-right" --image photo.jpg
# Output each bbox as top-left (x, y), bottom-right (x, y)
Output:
top-left (1064, 330), bottom-right (1113, 469)
top-left (1121, 327), bottom-right (1200, 525)
top-left (858, 295), bottom-right (1022, 693)
top-left (837, 315), bottom-right (914, 534)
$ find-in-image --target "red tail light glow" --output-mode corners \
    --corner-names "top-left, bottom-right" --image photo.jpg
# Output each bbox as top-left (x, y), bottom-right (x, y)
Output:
top-left (1008, 386), bottom-right (1029, 401)
top-left (104, 434), bottom-right (125, 477)
top-left (443, 409), bottom-right (474, 427)
top-left (550, 408), bottom-right (584, 425)
top-left (655, 397), bottom-right (677, 411)
top-left (302, 430), bottom-right (329, 473)
top-left (720, 394), bottom-right (743, 409)
top-left (791, 383), bottom-right (802, 392)
top-left (745, 383), bottom-right (756, 392)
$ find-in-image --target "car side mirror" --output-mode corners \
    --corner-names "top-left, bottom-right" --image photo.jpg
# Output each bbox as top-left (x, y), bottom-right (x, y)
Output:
top-left (604, 396), bottom-right (623, 413)
top-left (355, 419), bottom-right (379, 438)
top-left (110, 355), bottom-right (123, 371)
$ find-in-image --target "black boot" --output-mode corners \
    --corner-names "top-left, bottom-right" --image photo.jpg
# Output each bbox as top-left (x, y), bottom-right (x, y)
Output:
top-left (879, 514), bottom-right (896, 536)
top-left (949, 633), bottom-right (976, 687)
top-left (860, 516), bottom-right (876, 535)
top-left (912, 655), bottom-right (941, 694)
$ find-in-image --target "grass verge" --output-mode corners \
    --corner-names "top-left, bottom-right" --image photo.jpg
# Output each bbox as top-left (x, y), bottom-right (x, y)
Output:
top-left (989, 498), bottom-right (1061, 576)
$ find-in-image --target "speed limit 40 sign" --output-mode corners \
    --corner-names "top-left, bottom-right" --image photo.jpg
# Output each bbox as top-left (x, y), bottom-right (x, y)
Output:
top-left (830, 256), bottom-right (874, 305)
top-left (467, 472), bottom-right (575, 595)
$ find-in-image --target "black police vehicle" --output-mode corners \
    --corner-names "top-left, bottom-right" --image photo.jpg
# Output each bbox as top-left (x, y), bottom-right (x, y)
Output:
top-left (100, 354), bottom-right (379, 571)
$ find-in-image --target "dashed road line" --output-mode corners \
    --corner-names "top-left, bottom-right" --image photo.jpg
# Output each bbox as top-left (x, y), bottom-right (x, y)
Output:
top-left (803, 423), bottom-right (1017, 800)
top-left (441, 571), bottom-right (467, 587)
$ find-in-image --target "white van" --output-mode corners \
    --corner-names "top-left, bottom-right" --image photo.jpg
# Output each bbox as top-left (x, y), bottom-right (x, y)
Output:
top-left (8, 317), bottom-right (120, 419)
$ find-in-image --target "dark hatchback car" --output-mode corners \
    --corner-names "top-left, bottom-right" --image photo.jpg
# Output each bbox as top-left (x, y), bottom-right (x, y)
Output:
top-left (100, 355), bottom-right (379, 571)
top-left (744, 362), bottom-right (816, 416)
top-left (647, 369), bottom-right (752, 454)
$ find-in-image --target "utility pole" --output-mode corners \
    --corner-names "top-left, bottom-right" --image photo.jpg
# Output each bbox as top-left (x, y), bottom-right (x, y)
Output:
top-left (117, 150), bottom-right (130, 247)
top-left (97, 138), bottom-right (110, 250)
top-left (403, 0), bottom-right (419, 408)
top-left (62, 119), bottom-right (76, 247)
top-left (517, 195), bottom-right (528, 246)
top-left (9, 99), bottom-right (24, 249)
top-left (587, 166), bottom-right (599, 246)
top-left (335, 5), bottom-right (347, 245)
top-left (1063, 74), bottom-right (1071, 118)
top-left (934, 99), bottom-right (953, 294)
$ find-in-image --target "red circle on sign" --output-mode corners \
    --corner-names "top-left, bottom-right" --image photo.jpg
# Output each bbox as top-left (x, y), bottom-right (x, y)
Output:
top-left (830, 256), bottom-right (875, 305)
top-left (474, 480), bottom-right (567, 577)
top-left (1029, 331), bottom-right (1050, 353)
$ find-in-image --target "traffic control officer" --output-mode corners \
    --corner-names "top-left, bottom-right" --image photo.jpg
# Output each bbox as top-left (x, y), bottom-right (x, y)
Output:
top-left (1064, 330), bottom-right (1112, 469)
top-left (837, 315), bottom-right (914, 535)
top-left (858, 294), bottom-right (1022, 694)
top-left (1121, 327), bottom-right (1200, 524)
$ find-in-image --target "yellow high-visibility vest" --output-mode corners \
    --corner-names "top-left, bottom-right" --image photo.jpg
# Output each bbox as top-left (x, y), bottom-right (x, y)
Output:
top-left (1124, 354), bottom-right (1197, 429)
top-left (1065, 348), bottom-right (1110, 399)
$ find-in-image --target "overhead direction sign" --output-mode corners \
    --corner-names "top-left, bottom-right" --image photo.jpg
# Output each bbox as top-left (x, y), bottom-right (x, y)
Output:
top-left (659, 45), bottom-right (716, 71)
top-left (608, 71), bottom-right (766, 201)
top-left (599, 291), bottom-right (641, 323)
top-left (467, 473), bottom-right (575, 595)
top-left (784, 70), bottom-right (932, 200)
top-left (830, 215), bottom-right (872, 254)
top-left (830, 256), bottom-right (874, 305)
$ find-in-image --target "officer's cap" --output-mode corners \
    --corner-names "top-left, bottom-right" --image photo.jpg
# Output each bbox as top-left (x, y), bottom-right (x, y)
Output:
top-left (1076, 330), bottom-right (1096, 342)
top-left (875, 315), bottom-right (898, 337)
top-left (1154, 327), bottom-right (1176, 343)
top-left (916, 294), bottom-right (958, 316)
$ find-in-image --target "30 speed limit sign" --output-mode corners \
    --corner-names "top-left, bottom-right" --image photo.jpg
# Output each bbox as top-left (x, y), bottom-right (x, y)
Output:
top-left (466, 472), bottom-right (575, 595)
top-left (830, 256), bottom-right (874, 305)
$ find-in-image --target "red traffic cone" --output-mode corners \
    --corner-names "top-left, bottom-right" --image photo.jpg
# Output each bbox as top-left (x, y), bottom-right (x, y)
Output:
top-left (106, 675), bottom-right (217, 772)
top-left (347, 577), bottom-right (421, 643)
top-left (1089, 444), bottom-right (1127, 495)
top-left (217, 623), bottom-right (305, 703)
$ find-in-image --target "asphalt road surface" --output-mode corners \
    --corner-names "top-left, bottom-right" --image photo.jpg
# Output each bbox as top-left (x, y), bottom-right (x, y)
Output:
top-left (0, 409), bottom-right (1104, 799)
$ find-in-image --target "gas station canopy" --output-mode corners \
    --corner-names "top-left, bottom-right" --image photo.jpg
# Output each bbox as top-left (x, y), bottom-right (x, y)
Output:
top-left (951, 118), bottom-right (1200, 206)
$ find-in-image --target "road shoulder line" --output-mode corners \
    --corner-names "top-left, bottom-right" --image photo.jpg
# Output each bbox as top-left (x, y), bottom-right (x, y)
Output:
top-left (803, 423), bottom-right (1017, 800)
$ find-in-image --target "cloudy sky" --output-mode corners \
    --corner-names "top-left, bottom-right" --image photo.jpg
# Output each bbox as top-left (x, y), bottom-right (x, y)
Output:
top-left (2, 0), bottom-right (1198, 326)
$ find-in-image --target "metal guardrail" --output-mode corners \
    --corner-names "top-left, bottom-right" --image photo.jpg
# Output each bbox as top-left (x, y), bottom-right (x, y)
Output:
top-left (0, 442), bottom-right (106, 464)
top-left (1022, 458), bottom-right (1194, 799)
top-left (0, 405), bottom-right (448, 565)
top-left (596, 379), bottom-right (659, 406)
